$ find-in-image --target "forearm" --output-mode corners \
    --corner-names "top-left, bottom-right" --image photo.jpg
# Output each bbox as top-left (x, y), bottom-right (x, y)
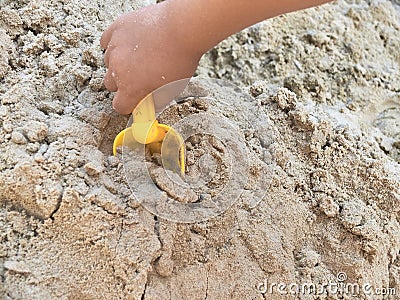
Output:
top-left (165, 0), bottom-right (333, 55)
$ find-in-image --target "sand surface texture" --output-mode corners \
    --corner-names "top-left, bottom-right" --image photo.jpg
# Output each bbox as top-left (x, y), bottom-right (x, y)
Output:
top-left (1, 0), bottom-right (399, 299)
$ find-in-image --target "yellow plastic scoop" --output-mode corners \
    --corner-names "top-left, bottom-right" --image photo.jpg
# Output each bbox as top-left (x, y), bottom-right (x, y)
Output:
top-left (113, 93), bottom-right (185, 175)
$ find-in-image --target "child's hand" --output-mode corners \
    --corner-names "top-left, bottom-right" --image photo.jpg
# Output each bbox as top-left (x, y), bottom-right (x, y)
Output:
top-left (100, 3), bottom-right (201, 114)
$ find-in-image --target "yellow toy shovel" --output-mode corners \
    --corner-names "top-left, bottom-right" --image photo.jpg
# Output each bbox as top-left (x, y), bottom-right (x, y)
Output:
top-left (112, 92), bottom-right (185, 175)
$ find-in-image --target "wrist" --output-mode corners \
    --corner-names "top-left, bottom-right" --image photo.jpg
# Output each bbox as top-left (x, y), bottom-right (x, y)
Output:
top-left (161, 0), bottom-right (210, 59)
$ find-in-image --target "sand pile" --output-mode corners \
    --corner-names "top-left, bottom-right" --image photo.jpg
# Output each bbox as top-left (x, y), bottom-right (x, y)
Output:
top-left (0, 0), bottom-right (399, 299)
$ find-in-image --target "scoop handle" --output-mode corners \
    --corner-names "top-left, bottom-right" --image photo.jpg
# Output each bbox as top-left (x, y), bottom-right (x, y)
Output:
top-left (132, 93), bottom-right (167, 145)
top-left (133, 94), bottom-right (156, 124)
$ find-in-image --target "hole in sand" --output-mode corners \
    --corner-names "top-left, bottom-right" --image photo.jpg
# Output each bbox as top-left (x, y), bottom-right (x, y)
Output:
top-left (98, 112), bottom-right (130, 156)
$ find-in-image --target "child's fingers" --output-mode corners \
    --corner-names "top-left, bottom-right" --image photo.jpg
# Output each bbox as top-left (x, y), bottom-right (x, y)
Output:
top-left (104, 69), bottom-right (118, 92)
top-left (103, 47), bottom-right (111, 67)
top-left (100, 26), bottom-right (114, 49)
top-left (112, 88), bottom-right (140, 115)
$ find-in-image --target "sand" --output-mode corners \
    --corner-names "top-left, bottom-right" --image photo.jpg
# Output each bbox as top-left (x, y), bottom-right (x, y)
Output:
top-left (0, 0), bottom-right (399, 299)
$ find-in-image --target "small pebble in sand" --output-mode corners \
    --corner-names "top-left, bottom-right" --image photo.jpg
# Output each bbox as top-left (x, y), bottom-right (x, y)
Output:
top-left (84, 161), bottom-right (104, 176)
top-left (11, 131), bottom-right (27, 144)
top-left (2, 120), bottom-right (13, 133)
top-left (107, 155), bottom-right (120, 167)
top-left (26, 143), bottom-right (40, 153)
top-left (23, 121), bottom-right (48, 142)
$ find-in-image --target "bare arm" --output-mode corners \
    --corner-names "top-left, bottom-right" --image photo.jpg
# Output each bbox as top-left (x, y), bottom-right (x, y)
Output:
top-left (168, 0), bottom-right (333, 55)
top-left (101, 0), bottom-right (333, 114)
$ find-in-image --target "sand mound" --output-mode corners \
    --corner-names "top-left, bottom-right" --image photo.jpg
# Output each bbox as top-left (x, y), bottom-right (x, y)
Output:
top-left (0, 0), bottom-right (399, 299)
